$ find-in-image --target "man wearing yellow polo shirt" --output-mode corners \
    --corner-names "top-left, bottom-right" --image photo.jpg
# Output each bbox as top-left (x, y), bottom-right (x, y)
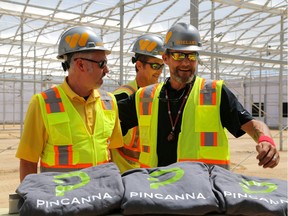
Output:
top-left (16, 26), bottom-right (123, 182)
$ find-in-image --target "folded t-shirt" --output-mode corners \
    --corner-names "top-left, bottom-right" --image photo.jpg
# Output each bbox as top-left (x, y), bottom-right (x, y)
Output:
top-left (121, 161), bottom-right (222, 215)
top-left (210, 165), bottom-right (288, 216)
top-left (16, 163), bottom-right (124, 216)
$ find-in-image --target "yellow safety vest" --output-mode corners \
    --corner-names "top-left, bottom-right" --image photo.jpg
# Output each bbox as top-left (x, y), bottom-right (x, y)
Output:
top-left (136, 77), bottom-right (230, 169)
top-left (38, 86), bottom-right (117, 172)
top-left (112, 80), bottom-right (141, 173)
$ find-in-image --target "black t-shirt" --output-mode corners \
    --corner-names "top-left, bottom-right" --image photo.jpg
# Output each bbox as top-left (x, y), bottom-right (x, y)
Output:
top-left (117, 77), bottom-right (253, 167)
top-left (114, 92), bottom-right (130, 101)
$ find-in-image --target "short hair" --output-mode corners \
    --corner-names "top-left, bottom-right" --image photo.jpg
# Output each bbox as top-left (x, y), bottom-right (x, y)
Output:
top-left (132, 54), bottom-right (151, 72)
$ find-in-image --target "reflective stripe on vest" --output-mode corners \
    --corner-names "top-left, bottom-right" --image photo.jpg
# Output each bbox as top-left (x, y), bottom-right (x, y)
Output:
top-left (114, 79), bottom-right (138, 96)
top-left (118, 84), bottom-right (137, 95)
top-left (41, 152), bottom-right (93, 172)
top-left (116, 146), bottom-right (140, 162)
top-left (139, 84), bottom-right (159, 115)
top-left (41, 87), bottom-right (64, 113)
top-left (200, 79), bottom-right (218, 147)
top-left (55, 145), bottom-right (72, 165)
top-left (139, 84), bottom-right (159, 154)
top-left (99, 89), bottom-right (114, 110)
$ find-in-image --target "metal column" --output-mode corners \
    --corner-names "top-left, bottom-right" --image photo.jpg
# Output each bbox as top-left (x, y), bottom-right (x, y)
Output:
top-left (119, 0), bottom-right (124, 85)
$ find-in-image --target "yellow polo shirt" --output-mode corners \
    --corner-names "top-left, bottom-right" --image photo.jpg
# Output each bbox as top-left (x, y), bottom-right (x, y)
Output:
top-left (16, 78), bottom-right (123, 163)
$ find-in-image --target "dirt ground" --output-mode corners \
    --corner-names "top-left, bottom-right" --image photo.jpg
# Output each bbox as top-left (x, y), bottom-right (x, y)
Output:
top-left (0, 125), bottom-right (287, 209)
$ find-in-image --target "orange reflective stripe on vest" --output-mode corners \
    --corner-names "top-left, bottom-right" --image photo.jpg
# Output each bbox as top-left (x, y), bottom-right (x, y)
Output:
top-left (120, 84), bottom-right (137, 95)
top-left (142, 145), bottom-right (150, 154)
top-left (138, 84), bottom-right (159, 154)
top-left (116, 145), bottom-right (140, 162)
top-left (179, 158), bottom-right (229, 166)
top-left (200, 79), bottom-right (218, 147)
top-left (41, 87), bottom-right (65, 113)
top-left (40, 162), bottom-right (93, 172)
top-left (40, 144), bottom-right (93, 172)
top-left (54, 145), bottom-right (72, 165)
top-left (139, 84), bottom-right (159, 115)
top-left (41, 145), bottom-right (93, 171)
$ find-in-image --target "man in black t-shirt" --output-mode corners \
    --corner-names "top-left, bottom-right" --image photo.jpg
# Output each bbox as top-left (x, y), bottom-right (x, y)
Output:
top-left (115, 22), bottom-right (280, 171)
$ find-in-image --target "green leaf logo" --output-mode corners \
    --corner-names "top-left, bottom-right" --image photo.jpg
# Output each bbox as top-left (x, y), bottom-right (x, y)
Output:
top-left (148, 167), bottom-right (184, 189)
top-left (53, 171), bottom-right (90, 196)
top-left (239, 179), bottom-right (278, 194)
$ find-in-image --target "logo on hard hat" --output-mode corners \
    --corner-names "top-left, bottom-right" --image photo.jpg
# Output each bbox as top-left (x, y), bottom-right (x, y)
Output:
top-left (164, 31), bottom-right (173, 45)
top-left (65, 32), bottom-right (104, 49)
top-left (139, 39), bottom-right (158, 52)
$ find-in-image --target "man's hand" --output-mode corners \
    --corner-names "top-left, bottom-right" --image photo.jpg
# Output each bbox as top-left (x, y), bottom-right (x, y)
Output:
top-left (256, 142), bottom-right (279, 168)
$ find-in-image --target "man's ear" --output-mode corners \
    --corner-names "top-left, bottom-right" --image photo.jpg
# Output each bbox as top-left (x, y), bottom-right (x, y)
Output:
top-left (162, 53), bottom-right (168, 64)
top-left (135, 61), bottom-right (142, 70)
top-left (74, 59), bottom-right (85, 71)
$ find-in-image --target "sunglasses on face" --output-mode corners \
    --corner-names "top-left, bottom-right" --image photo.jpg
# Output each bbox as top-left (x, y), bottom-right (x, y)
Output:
top-left (168, 52), bottom-right (199, 61)
top-left (141, 61), bottom-right (164, 70)
top-left (74, 58), bottom-right (107, 69)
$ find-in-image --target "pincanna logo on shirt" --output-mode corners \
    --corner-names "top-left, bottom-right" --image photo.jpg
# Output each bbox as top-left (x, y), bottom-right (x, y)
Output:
top-left (53, 171), bottom-right (91, 196)
top-left (239, 179), bottom-right (278, 194)
top-left (148, 167), bottom-right (184, 189)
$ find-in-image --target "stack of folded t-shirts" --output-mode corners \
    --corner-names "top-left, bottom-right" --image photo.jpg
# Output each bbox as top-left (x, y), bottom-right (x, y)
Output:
top-left (210, 165), bottom-right (287, 216)
top-left (121, 161), bottom-right (223, 215)
top-left (16, 162), bottom-right (124, 216)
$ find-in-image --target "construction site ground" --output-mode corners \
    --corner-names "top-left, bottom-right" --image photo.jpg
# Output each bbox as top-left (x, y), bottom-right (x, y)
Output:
top-left (0, 125), bottom-right (287, 211)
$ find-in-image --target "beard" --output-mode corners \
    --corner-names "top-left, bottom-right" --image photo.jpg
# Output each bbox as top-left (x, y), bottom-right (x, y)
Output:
top-left (172, 67), bottom-right (196, 84)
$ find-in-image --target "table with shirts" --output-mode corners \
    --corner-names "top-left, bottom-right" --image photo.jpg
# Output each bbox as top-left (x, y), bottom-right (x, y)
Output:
top-left (4, 162), bottom-right (287, 216)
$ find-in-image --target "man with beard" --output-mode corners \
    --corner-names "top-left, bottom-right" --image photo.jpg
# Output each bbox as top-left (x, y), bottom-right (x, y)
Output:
top-left (16, 26), bottom-right (123, 181)
top-left (116, 22), bottom-right (279, 171)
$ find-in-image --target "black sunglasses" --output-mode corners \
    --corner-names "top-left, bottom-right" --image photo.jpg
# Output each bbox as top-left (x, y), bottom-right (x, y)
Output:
top-left (141, 61), bottom-right (164, 70)
top-left (74, 58), bottom-right (107, 69)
